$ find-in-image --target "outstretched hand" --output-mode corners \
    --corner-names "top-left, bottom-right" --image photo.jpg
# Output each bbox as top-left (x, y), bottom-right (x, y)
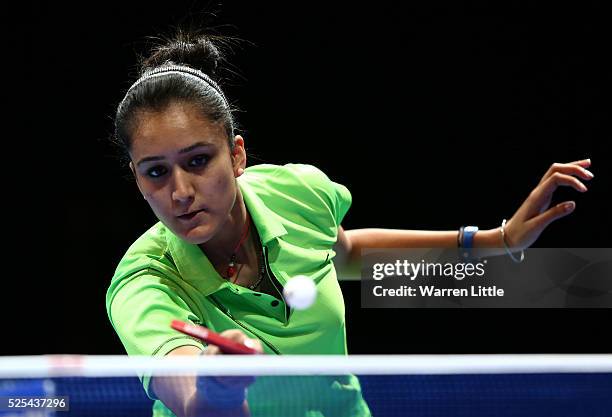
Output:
top-left (503, 159), bottom-right (593, 250)
top-left (200, 329), bottom-right (262, 388)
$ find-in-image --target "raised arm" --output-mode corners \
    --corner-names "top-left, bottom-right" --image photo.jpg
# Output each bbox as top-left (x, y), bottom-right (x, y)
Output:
top-left (335, 159), bottom-right (593, 263)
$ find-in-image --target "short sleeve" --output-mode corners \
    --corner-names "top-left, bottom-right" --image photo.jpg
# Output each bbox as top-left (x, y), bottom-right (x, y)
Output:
top-left (285, 164), bottom-right (352, 227)
top-left (106, 270), bottom-right (205, 399)
top-left (331, 179), bottom-right (352, 226)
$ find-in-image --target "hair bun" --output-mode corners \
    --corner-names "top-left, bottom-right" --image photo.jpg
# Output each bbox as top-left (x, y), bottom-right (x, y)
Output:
top-left (141, 30), bottom-right (224, 80)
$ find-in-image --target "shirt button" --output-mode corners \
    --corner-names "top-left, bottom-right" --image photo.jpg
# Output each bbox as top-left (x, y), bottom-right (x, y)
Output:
top-left (270, 300), bottom-right (279, 307)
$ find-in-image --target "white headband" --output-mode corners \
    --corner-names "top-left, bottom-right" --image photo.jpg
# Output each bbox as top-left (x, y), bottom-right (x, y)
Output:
top-left (124, 64), bottom-right (229, 108)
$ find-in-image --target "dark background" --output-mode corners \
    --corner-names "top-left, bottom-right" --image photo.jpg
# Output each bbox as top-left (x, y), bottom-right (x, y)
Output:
top-left (12, 1), bottom-right (610, 355)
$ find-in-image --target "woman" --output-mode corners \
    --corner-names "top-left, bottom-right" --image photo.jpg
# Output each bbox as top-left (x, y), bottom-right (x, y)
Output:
top-left (106, 31), bottom-right (593, 417)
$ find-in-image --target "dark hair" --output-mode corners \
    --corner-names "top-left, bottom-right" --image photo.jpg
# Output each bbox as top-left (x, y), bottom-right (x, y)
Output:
top-left (113, 29), bottom-right (239, 161)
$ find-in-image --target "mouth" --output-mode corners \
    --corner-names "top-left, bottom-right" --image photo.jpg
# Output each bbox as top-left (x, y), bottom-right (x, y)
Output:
top-left (177, 208), bottom-right (206, 221)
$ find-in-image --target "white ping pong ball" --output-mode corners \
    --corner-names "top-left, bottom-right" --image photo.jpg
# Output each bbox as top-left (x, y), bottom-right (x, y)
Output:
top-left (283, 275), bottom-right (317, 310)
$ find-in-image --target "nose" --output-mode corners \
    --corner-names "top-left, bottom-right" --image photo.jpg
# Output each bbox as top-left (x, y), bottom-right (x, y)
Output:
top-left (171, 168), bottom-right (195, 204)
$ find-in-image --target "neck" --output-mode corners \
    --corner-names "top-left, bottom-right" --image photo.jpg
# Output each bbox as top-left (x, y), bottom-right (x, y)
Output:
top-left (198, 189), bottom-right (256, 266)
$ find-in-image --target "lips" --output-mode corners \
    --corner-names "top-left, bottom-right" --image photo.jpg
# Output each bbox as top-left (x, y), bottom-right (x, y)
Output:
top-left (177, 208), bottom-right (206, 221)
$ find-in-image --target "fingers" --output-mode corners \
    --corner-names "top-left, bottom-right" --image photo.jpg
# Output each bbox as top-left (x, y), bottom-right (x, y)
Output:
top-left (568, 158), bottom-right (591, 168)
top-left (202, 329), bottom-right (264, 355)
top-left (539, 160), bottom-right (594, 185)
top-left (219, 329), bottom-right (250, 343)
top-left (502, 159), bottom-right (590, 250)
top-left (529, 201), bottom-right (576, 230)
top-left (219, 330), bottom-right (264, 354)
top-left (535, 172), bottom-right (589, 205)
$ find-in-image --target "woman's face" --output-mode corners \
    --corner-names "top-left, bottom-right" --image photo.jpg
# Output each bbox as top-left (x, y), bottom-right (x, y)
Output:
top-left (129, 101), bottom-right (246, 244)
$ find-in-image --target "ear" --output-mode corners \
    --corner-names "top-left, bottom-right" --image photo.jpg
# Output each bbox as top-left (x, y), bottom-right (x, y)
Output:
top-left (129, 161), bottom-right (146, 199)
top-left (231, 135), bottom-right (247, 177)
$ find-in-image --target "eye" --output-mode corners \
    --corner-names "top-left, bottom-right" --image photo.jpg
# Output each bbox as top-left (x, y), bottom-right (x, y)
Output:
top-left (146, 166), bottom-right (168, 178)
top-left (188, 154), bottom-right (208, 168)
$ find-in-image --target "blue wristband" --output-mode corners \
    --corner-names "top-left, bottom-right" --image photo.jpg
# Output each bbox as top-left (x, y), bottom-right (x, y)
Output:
top-left (460, 226), bottom-right (478, 259)
top-left (197, 376), bottom-right (247, 410)
top-left (462, 226), bottom-right (478, 249)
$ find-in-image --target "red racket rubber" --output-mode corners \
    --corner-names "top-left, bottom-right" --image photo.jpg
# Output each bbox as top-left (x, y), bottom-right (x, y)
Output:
top-left (171, 320), bottom-right (259, 355)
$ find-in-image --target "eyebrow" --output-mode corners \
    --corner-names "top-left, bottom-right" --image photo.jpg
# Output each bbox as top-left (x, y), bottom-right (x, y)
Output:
top-left (136, 141), bottom-right (213, 166)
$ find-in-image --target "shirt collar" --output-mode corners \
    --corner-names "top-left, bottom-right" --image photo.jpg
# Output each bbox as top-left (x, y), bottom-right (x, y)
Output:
top-left (237, 175), bottom-right (287, 245)
top-left (166, 232), bottom-right (226, 296)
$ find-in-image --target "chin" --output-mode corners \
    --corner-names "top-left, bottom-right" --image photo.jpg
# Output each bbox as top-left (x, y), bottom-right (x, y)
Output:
top-left (176, 223), bottom-right (216, 245)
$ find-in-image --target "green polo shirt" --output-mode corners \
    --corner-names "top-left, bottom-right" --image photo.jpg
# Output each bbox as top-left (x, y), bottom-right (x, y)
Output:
top-left (106, 163), bottom-right (371, 417)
